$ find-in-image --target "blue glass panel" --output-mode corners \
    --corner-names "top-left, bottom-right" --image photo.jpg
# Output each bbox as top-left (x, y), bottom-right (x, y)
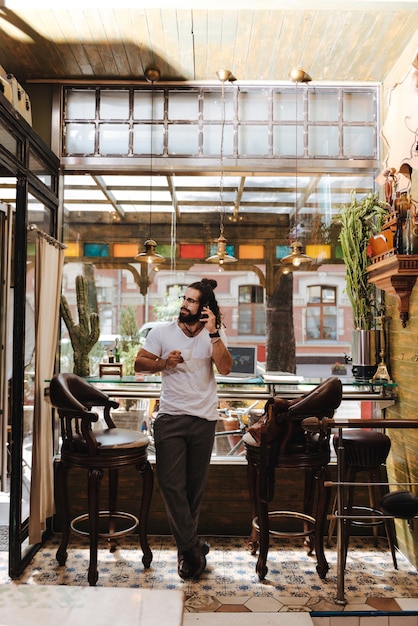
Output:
top-left (210, 243), bottom-right (235, 256)
top-left (84, 243), bottom-right (109, 257)
top-left (276, 245), bottom-right (291, 259)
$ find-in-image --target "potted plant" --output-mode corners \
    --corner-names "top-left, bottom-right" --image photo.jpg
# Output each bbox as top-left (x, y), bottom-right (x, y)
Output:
top-left (337, 192), bottom-right (389, 379)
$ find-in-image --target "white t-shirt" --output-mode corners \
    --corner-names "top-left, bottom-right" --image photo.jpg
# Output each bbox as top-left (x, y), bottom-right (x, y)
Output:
top-left (143, 321), bottom-right (220, 421)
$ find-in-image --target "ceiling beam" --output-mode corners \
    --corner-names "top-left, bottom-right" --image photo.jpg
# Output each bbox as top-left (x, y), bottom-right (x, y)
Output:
top-left (91, 175), bottom-right (126, 219)
top-left (166, 175), bottom-right (181, 221)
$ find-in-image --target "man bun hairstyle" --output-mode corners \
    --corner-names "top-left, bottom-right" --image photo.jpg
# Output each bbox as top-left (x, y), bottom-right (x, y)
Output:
top-left (188, 278), bottom-right (222, 328)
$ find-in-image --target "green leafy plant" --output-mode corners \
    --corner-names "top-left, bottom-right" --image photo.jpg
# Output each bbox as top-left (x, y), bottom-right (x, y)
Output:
top-left (120, 343), bottom-right (139, 377)
top-left (119, 305), bottom-right (140, 352)
top-left (337, 192), bottom-right (388, 330)
top-left (152, 284), bottom-right (183, 320)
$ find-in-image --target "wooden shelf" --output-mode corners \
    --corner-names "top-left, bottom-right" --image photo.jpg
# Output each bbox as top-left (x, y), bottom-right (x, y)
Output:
top-left (367, 253), bottom-right (418, 326)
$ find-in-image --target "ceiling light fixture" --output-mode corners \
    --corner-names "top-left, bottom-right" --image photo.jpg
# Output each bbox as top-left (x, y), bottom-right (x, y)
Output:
top-left (206, 69), bottom-right (237, 266)
top-left (280, 69), bottom-right (312, 271)
top-left (289, 68), bottom-right (312, 84)
top-left (135, 68), bottom-right (166, 265)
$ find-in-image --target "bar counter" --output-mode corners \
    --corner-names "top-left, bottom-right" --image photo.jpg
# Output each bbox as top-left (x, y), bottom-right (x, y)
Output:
top-left (83, 374), bottom-right (397, 403)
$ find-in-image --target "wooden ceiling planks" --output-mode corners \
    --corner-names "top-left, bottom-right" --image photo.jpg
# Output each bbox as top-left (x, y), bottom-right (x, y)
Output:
top-left (231, 10), bottom-right (254, 82)
top-left (176, 9), bottom-right (195, 82)
top-left (205, 10), bottom-right (226, 82)
top-left (189, 10), bottom-right (208, 81)
top-left (115, 8), bottom-right (145, 80)
top-left (247, 9), bottom-right (273, 82)
top-left (371, 11), bottom-right (416, 82)
top-left (0, 6), bottom-right (416, 84)
top-left (64, 10), bottom-right (96, 77)
top-left (158, 8), bottom-right (188, 81)
top-left (307, 11), bottom-right (342, 81)
top-left (217, 10), bottom-right (239, 82)
top-left (98, 8), bottom-right (134, 78)
top-left (271, 11), bottom-right (308, 82)
top-left (86, 9), bottom-right (122, 78)
top-left (146, 9), bottom-right (174, 81)
top-left (130, 9), bottom-right (155, 81)
top-left (7, 8), bottom-right (61, 79)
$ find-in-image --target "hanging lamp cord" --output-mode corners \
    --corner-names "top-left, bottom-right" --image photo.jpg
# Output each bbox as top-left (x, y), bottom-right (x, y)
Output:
top-left (219, 78), bottom-right (226, 239)
top-left (294, 80), bottom-right (299, 243)
top-left (148, 82), bottom-right (154, 239)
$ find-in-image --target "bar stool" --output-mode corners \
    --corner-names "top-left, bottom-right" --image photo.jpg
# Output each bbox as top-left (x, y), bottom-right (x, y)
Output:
top-left (49, 373), bottom-right (154, 586)
top-left (327, 429), bottom-right (397, 569)
top-left (245, 377), bottom-right (342, 581)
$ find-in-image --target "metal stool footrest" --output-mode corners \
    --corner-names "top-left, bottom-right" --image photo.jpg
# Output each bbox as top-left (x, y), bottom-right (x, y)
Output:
top-left (253, 510), bottom-right (316, 538)
top-left (71, 510), bottom-right (139, 539)
top-left (336, 505), bottom-right (385, 528)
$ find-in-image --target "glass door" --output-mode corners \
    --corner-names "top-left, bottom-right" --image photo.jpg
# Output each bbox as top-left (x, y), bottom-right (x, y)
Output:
top-left (0, 201), bottom-right (12, 494)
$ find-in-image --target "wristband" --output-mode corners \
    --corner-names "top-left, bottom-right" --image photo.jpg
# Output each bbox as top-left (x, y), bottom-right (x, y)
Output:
top-left (209, 331), bottom-right (220, 338)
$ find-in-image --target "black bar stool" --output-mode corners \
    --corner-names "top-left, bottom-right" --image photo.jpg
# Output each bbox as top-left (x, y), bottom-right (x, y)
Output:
top-left (327, 429), bottom-right (397, 570)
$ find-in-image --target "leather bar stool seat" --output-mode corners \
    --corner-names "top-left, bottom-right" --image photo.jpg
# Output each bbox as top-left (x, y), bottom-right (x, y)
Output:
top-left (327, 429), bottom-right (397, 569)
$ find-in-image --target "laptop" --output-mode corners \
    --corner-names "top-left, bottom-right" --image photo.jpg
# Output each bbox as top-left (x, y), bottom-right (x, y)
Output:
top-left (215, 346), bottom-right (258, 383)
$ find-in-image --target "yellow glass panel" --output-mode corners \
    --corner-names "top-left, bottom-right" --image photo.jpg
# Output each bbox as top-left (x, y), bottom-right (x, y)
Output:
top-left (114, 243), bottom-right (139, 257)
top-left (238, 244), bottom-right (264, 259)
top-left (65, 242), bottom-right (80, 257)
top-left (305, 244), bottom-right (331, 261)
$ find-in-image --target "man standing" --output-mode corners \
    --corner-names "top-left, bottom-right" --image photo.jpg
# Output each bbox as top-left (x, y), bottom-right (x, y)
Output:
top-left (134, 278), bottom-right (232, 580)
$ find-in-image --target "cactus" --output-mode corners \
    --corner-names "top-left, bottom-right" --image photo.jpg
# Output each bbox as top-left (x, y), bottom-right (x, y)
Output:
top-left (60, 275), bottom-right (100, 377)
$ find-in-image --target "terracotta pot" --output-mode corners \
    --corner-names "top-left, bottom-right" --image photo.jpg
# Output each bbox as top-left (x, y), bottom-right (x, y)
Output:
top-left (369, 231), bottom-right (393, 256)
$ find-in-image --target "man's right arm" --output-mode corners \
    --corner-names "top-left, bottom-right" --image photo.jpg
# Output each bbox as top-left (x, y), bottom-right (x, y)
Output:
top-left (135, 347), bottom-right (167, 373)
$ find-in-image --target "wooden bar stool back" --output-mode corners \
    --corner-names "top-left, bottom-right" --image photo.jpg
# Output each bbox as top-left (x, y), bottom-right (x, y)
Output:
top-left (245, 377), bottom-right (342, 581)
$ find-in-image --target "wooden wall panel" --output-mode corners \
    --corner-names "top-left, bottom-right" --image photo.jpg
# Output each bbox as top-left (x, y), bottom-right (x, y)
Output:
top-left (384, 281), bottom-right (418, 569)
top-left (56, 461), bottom-right (377, 542)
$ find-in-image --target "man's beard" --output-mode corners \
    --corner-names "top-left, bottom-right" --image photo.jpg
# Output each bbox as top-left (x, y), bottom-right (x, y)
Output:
top-left (179, 310), bottom-right (201, 324)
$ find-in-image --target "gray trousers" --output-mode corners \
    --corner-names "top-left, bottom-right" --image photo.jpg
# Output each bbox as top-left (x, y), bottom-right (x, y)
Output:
top-left (153, 413), bottom-right (216, 552)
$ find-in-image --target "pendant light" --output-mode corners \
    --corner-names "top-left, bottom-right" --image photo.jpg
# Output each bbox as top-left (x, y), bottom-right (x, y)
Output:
top-left (280, 69), bottom-right (312, 271)
top-left (135, 68), bottom-right (166, 265)
top-left (206, 69), bottom-right (237, 266)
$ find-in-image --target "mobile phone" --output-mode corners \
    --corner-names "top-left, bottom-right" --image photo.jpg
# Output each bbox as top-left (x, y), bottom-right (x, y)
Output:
top-left (200, 302), bottom-right (209, 319)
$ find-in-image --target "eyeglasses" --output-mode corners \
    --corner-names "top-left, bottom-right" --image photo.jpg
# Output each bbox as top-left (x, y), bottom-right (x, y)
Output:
top-left (178, 295), bottom-right (200, 305)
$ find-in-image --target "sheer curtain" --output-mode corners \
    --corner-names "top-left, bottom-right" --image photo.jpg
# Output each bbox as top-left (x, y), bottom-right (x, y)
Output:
top-left (29, 234), bottom-right (65, 544)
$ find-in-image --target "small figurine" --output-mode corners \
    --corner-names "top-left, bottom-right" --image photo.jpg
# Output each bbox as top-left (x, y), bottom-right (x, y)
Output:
top-left (383, 167), bottom-right (397, 208)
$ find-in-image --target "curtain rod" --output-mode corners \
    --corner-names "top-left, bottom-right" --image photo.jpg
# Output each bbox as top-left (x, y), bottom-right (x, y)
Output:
top-left (28, 224), bottom-right (67, 251)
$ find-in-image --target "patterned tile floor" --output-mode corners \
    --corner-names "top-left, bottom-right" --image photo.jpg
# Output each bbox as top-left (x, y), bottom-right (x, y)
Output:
top-left (0, 534), bottom-right (418, 614)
